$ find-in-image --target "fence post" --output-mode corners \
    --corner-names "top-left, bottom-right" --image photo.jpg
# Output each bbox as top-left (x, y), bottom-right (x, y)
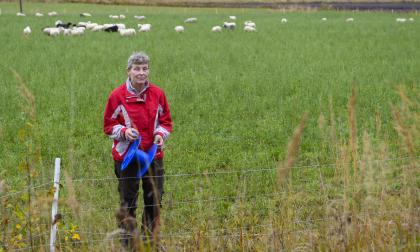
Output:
top-left (50, 158), bottom-right (61, 252)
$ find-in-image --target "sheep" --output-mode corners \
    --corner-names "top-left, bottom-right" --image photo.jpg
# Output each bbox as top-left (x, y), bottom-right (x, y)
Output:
top-left (109, 15), bottom-right (119, 19)
top-left (56, 22), bottom-right (74, 29)
top-left (43, 27), bottom-right (61, 36)
top-left (409, 17), bottom-right (414, 22)
top-left (134, 15), bottom-right (146, 20)
top-left (80, 13), bottom-right (92, 17)
top-left (211, 26), bottom-right (222, 32)
top-left (91, 25), bottom-right (104, 32)
top-left (63, 29), bottom-right (72, 36)
top-left (86, 23), bottom-right (99, 30)
top-left (55, 20), bottom-right (63, 26)
top-left (174, 26), bottom-right (184, 33)
top-left (119, 28), bottom-right (136, 37)
top-left (138, 24), bottom-right (151, 32)
top-left (184, 17), bottom-right (197, 23)
top-left (396, 18), bottom-right (407, 23)
top-left (48, 11), bottom-right (58, 17)
top-left (229, 16), bottom-right (236, 20)
top-left (104, 24), bottom-right (119, 32)
top-left (281, 18), bottom-right (288, 23)
top-left (17, 12), bottom-right (26, 17)
top-left (116, 23), bottom-right (126, 30)
top-left (243, 25), bottom-right (256, 32)
top-left (119, 14), bottom-right (126, 19)
top-left (35, 12), bottom-right (44, 17)
top-left (244, 21), bottom-right (256, 28)
top-left (70, 27), bottom-right (85, 36)
top-left (346, 17), bottom-right (354, 22)
top-left (223, 22), bottom-right (236, 30)
top-left (321, 17), bottom-right (327, 21)
top-left (23, 26), bottom-right (31, 35)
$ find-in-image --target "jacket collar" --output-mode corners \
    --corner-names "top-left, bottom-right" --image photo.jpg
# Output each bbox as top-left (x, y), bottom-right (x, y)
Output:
top-left (126, 78), bottom-right (149, 95)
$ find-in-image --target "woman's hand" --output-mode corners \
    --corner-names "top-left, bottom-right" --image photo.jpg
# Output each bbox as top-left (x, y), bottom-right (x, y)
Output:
top-left (154, 135), bottom-right (164, 147)
top-left (125, 128), bottom-right (139, 142)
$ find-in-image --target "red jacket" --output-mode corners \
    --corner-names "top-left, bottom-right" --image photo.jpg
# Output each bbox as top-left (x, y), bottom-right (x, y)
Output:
top-left (104, 81), bottom-right (172, 161)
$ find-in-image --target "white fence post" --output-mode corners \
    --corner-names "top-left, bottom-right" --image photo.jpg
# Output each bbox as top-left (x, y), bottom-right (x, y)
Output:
top-left (50, 158), bottom-right (61, 252)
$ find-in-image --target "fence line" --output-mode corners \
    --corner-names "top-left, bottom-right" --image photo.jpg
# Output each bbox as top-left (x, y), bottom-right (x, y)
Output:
top-left (1, 156), bottom-right (418, 200)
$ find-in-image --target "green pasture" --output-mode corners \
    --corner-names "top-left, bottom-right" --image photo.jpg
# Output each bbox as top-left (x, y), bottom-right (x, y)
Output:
top-left (0, 2), bottom-right (419, 250)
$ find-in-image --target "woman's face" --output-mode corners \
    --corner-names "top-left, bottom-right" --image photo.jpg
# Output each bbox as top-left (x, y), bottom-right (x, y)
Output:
top-left (127, 63), bottom-right (149, 86)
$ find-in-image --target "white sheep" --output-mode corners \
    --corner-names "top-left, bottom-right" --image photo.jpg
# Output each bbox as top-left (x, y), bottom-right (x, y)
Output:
top-left (86, 23), bottom-right (99, 29)
top-left (55, 20), bottom-right (63, 26)
top-left (211, 26), bottom-right (222, 32)
top-left (80, 12), bottom-right (92, 17)
top-left (223, 22), bottom-right (236, 30)
top-left (281, 18), bottom-right (288, 23)
top-left (109, 15), bottom-right (119, 19)
top-left (396, 18), bottom-right (407, 23)
top-left (17, 12), bottom-right (26, 17)
top-left (244, 21), bottom-right (256, 28)
top-left (321, 17), bottom-right (327, 21)
top-left (244, 25), bottom-right (256, 32)
top-left (184, 17), bottom-right (197, 23)
top-left (35, 12), bottom-right (44, 17)
top-left (48, 11), bottom-right (58, 17)
top-left (119, 28), bottom-right (136, 36)
top-left (138, 24), bottom-right (151, 32)
top-left (409, 17), bottom-right (414, 22)
top-left (175, 26), bottom-right (184, 33)
top-left (23, 26), bottom-right (31, 35)
top-left (229, 16), bottom-right (236, 20)
top-left (63, 29), bottom-right (72, 36)
top-left (116, 23), bottom-right (126, 30)
top-left (134, 15), bottom-right (146, 20)
top-left (43, 27), bottom-right (60, 37)
top-left (91, 25), bottom-right (104, 32)
top-left (119, 14), bottom-right (126, 19)
top-left (70, 27), bottom-right (85, 36)
top-left (346, 17), bottom-right (354, 22)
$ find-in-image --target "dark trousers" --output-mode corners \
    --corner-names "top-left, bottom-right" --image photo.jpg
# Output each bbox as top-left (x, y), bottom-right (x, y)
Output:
top-left (114, 158), bottom-right (164, 236)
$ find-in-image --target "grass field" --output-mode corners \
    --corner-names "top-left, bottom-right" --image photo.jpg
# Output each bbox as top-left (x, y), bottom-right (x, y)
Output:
top-left (0, 2), bottom-right (419, 251)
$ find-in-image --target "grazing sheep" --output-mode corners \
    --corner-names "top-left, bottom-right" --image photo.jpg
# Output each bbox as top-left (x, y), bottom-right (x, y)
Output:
top-left (63, 29), bottom-right (72, 36)
top-left (223, 22), bottom-right (236, 30)
top-left (116, 23), bottom-right (126, 30)
top-left (109, 15), bottom-right (119, 19)
top-left (229, 16), bottom-right (236, 20)
top-left (43, 27), bottom-right (61, 36)
top-left (104, 24), bottom-right (119, 32)
top-left (346, 17), bottom-right (354, 22)
top-left (138, 24), bottom-right (151, 32)
top-left (70, 27), bottom-right (85, 36)
top-left (55, 20), bottom-right (63, 26)
top-left (244, 21), bottom-right (256, 28)
top-left (134, 15), bottom-right (146, 20)
top-left (23, 26), bottom-right (31, 35)
top-left (119, 14), bottom-right (126, 19)
top-left (17, 12), bottom-right (26, 17)
top-left (409, 17), bottom-right (414, 22)
top-left (48, 11), bottom-right (58, 17)
top-left (281, 18), bottom-right (288, 23)
top-left (35, 12), bottom-right (44, 17)
top-left (396, 18), bottom-right (407, 23)
top-left (91, 25), bottom-right (104, 32)
top-left (80, 13), bottom-right (92, 17)
top-left (174, 26), bottom-right (184, 33)
top-left (86, 23), bottom-right (99, 30)
top-left (321, 17), bottom-right (327, 21)
top-left (211, 26), bottom-right (222, 32)
top-left (56, 22), bottom-right (74, 29)
top-left (119, 28), bottom-right (136, 37)
top-left (244, 25), bottom-right (256, 32)
top-left (184, 17), bottom-right (197, 23)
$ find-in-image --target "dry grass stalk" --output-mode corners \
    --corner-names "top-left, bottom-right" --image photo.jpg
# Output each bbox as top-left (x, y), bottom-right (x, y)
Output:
top-left (347, 86), bottom-right (358, 181)
top-left (64, 171), bottom-right (80, 220)
top-left (10, 68), bottom-right (36, 121)
top-left (276, 113), bottom-right (308, 187)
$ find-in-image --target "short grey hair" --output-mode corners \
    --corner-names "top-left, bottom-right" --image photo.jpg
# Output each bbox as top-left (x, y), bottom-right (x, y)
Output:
top-left (127, 51), bottom-right (149, 69)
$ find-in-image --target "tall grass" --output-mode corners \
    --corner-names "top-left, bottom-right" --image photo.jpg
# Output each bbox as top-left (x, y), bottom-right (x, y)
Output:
top-left (0, 3), bottom-right (419, 251)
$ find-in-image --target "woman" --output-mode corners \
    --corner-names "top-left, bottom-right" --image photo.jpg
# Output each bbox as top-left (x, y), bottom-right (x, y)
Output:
top-left (103, 51), bottom-right (173, 244)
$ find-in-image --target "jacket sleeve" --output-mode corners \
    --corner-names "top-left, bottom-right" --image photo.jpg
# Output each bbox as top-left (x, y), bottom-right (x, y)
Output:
top-left (104, 92), bottom-right (127, 141)
top-left (153, 91), bottom-right (173, 140)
